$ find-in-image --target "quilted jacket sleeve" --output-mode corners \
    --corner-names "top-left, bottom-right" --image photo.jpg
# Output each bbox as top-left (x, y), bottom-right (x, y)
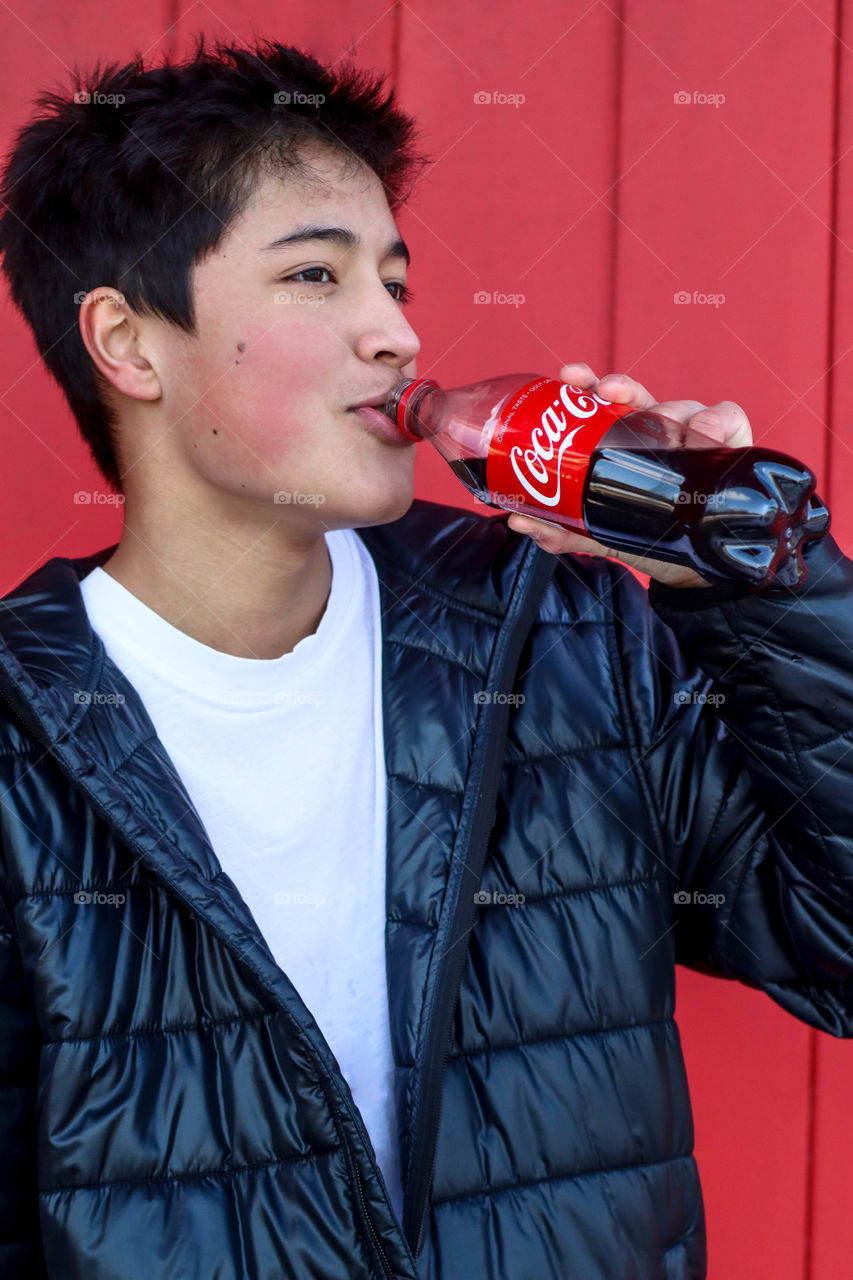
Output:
top-left (0, 891), bottom-right (47, 1275)
top-left (599, 532), bottom-right (853, 1035)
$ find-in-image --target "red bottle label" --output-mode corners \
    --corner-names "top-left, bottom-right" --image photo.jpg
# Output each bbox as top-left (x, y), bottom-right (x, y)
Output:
top-left (486, 379), bottom-right (635, 523)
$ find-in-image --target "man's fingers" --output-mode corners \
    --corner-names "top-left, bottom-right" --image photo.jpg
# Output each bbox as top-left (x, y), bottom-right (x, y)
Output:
top-left (651, 399), bottom-right (752, 447)
top-left (508, 515), bottom-right (608, 556)
top-left (558, 366), bottom-right (658, 411)
top-left (608, 394), bottom-right (753, 448)
top-left (558, 365), bottom-right (660, 413)
top-left (593, 372), bottom-right (657, 410)
top-left (644, 399), bottom-right (706, 421)
top-left (559, 362), bottom-right (599, 386)
top-left (687, 400), bottom-right (753, 448)
top-left (556, 368), bottom-right (753, 446)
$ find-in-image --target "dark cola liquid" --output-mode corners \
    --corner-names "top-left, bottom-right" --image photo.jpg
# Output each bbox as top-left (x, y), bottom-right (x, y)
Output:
top-left (449, 456), bottom-right (490, 495)
top-left (450, 446), bottom-right (830, 589)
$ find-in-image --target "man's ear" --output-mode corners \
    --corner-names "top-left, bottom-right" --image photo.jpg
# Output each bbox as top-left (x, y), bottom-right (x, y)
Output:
top-left (77, 287), bottom-right (162, 402)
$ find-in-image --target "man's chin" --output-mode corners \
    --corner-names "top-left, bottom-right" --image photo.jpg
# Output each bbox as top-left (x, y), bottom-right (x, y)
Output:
top-left (317, 472), bottom-right (416, 532)
top-left (358, 490), bottom-right (415, 528)
top-left (341, 488), bottom-right (415, 531)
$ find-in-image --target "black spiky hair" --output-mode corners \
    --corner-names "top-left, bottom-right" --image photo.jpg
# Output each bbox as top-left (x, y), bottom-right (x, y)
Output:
top-left (0, 34), bottom-right (430, 491)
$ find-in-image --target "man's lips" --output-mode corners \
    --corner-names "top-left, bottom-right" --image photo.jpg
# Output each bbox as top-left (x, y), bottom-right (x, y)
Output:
top-left (348, 404), bottom-right (411, 447)
top-left (347, 383), bottom-right (402, 412)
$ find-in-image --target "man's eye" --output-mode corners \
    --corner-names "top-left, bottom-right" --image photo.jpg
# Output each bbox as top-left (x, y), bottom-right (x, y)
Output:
top-left (285, 267), bottom-right (335, 284)
top-left (387, 282), bottom-right (415, 304)
top-left (281, 268), bottom-right (414, 304)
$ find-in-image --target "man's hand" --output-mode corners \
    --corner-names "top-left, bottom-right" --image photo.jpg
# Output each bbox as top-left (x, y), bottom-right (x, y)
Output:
top-left (506, 362), bottom-right (754, 588)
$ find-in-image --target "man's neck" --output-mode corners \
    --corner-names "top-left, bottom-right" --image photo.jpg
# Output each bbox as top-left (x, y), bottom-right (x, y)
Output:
top-left (100, 521), bottom-right (334, 660)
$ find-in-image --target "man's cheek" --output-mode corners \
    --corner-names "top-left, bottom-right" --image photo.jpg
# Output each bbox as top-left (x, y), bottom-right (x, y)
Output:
top-left (255, 311), bottom-right (335, 358)
top-left (189, 319), bottom-right (336, 455)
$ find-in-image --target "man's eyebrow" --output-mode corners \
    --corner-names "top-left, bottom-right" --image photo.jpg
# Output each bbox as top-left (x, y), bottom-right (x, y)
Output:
top-left (259, 224), bottom-right (411, 268)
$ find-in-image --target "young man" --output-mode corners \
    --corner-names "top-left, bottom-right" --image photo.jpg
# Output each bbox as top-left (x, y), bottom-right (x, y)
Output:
top-left (0, 35), bottom-right (851, 1280)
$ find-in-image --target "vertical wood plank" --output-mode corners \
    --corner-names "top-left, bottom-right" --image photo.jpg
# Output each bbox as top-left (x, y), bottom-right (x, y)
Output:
top-left (811, 3), bottom-right (853, 1279)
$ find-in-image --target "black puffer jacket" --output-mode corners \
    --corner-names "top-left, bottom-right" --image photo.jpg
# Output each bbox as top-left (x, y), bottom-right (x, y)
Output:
top-left (1, 498), bottom-right (851, 1280)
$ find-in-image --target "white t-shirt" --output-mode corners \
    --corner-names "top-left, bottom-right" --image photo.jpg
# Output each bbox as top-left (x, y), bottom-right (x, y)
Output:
top-left (79, 529), bottom-right (403, 1221)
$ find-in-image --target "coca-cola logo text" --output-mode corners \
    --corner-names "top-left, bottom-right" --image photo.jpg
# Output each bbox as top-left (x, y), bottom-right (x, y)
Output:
top-left (509, 383), bottom-right (611, 508)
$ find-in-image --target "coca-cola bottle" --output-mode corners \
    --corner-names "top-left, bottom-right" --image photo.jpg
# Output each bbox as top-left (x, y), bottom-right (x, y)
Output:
top-left (385, 372), bottom-right (830, 589)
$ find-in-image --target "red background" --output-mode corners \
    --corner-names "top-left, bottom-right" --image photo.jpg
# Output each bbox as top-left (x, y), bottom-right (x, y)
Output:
top-left (1, 4), bottom-right (851, 1276)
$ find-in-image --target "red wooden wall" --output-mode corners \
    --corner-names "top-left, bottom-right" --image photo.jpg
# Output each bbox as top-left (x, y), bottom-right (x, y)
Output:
top-left (0, 3), bottom-right (850, 1276)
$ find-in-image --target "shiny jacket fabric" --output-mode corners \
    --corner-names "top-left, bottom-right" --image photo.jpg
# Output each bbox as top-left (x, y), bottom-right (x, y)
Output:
top-left (1, 498), bottom-right (852, 1280)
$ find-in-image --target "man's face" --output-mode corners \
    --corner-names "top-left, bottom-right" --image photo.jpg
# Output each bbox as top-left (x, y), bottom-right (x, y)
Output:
top-left (148, 146), bottom-right (421, 533)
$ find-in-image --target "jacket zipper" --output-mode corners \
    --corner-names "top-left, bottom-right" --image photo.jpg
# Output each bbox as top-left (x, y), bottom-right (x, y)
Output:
top-left (0, 681), bottom-right (54, 747)
top-left (355, 1165), bottom-right (396, 1280)
top-left (403, 546), bottom-right (556, 1257)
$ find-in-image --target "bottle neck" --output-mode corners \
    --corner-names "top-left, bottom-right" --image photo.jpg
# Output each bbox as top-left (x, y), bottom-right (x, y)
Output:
top-left (388, 377), bottom-right (441, 440)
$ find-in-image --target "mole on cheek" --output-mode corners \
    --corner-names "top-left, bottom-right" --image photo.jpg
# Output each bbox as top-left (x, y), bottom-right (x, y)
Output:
top-left (235, 340), bottom-right (246, 365)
